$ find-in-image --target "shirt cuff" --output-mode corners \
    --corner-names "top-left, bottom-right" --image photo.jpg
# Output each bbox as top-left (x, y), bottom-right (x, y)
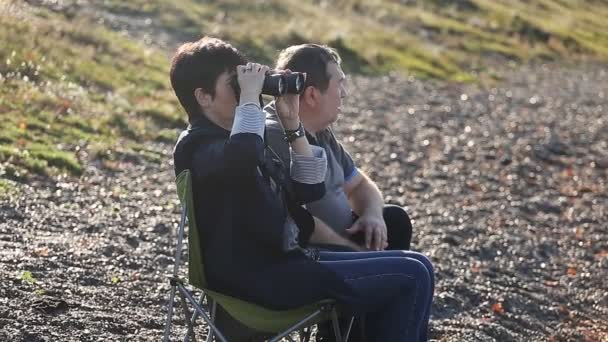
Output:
top-left (230, 102), bottom-right (264, 138)
top-left (290, 145), bottom-right (327, 184)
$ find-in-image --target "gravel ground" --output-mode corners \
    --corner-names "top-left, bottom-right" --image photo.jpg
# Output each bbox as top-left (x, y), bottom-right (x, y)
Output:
top-left (1, 61), bottom-right (606, 341)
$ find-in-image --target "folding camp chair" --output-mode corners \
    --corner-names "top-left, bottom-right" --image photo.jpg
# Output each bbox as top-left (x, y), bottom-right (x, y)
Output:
top-left (163, 169), bottom-right (354, 342)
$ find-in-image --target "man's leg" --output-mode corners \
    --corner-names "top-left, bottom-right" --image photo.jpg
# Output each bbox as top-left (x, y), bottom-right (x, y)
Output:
top-left (322, 207), bottom-right (414, 342)
top-left (383, 205), bottom-right (413, 250)
top-left (317, 250), bottom-right (434, 342)
top-left (318, 251), bottom-right (433, 342)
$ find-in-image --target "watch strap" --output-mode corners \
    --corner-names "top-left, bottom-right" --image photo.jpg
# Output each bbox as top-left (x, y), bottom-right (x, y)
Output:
top-left (284, 121), bottom-right (305, 143)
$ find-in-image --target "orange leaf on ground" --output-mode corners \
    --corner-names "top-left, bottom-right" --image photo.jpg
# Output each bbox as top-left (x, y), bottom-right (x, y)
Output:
top-left (19, 121), bottom-right (27, 130)
top-left (491, 302), bottom-right (505, 314)
top-left (575, 227), bottom-right (584, 239)
top-left (567, 267), bottom-right (577, 276)
top-left (32, 248), bottom-right (49, 257)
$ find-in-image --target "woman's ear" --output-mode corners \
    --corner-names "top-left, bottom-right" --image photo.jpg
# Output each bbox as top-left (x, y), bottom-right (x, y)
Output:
top-left (194, 88), bottom-right (212, 109)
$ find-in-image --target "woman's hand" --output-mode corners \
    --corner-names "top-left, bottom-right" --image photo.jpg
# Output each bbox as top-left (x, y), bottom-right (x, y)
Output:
top-left (237, 62), bottom-right (269, 104)
top-left (275, 70), bottom-right (302, 130)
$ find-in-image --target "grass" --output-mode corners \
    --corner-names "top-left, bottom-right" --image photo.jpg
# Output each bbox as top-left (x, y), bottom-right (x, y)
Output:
top-left (0, 0), bottom-right (607, 180)
top-left (20, 271), bottom-right (37, 285)
top-left (92, 0), bottom-right (608, 76)
top-left (0, 1), bottom-right (183, 181)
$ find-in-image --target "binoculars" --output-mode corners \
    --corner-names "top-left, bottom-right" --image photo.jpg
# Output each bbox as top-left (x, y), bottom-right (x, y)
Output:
top-left (231, 71), bottom-right (306, 98)
top-left (262, 72), bottom-right (306, 96)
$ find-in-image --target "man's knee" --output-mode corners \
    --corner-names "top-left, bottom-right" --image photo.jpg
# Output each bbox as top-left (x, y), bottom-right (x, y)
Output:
top-left (383, 205), bottom-right (412, 227)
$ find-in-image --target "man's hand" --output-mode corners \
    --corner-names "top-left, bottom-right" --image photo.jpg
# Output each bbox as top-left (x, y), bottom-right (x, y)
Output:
top-left (345, 214), bottom-right (388, 251)
top-left (275, 70), bottom-right (302, 130)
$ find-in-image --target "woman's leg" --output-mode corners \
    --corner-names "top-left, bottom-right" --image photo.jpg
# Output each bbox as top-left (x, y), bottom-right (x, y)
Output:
top-left (319, 253), bottom-right (433, 341)
top-left (320, 250), bottom-right (434, 341)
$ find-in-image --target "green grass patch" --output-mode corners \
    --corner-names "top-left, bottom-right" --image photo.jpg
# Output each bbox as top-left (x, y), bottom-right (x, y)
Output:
top-left (0, 178), bottom-right (18, 199)
top-left (0, 3), bottom-right (184, 178)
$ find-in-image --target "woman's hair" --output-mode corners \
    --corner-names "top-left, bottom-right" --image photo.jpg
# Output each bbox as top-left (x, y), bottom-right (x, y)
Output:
top-left (170, 36), bottom-right (247, 121)
top-left (275, 44), bottom-right (341, 93)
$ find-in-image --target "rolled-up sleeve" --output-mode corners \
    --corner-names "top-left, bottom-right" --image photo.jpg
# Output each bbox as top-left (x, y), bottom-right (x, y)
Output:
top-left (230, 102), bottom-right (265, 138)
top-left (290, 145), bottom-right (327, 184)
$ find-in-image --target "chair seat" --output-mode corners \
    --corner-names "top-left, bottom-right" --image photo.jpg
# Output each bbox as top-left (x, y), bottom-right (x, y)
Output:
top-left (204, 288), bottom-right (335, 333)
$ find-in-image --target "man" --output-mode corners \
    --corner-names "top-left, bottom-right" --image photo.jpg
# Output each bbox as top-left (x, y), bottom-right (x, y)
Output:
top-left (169, 37), bottom-right (434, 342)
top-left (265, 44), bottom-right (413, 252)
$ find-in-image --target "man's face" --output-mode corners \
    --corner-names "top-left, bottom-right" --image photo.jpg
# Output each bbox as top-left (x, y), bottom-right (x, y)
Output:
top-left (207, 71), bottom-right (238, 124)
top-left (316, 62), bottom-right (347, 128)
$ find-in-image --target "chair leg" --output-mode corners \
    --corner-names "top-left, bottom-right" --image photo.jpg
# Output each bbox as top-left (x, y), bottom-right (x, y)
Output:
top-left (163, 286), bottom-right (178, 342)
top-left (205, 299), bottom-right (217, 342)
top-left (343, 317), bottom-right (354, 342)
top-left (166, 204), bottom-right (189, 342)
top-left (267, 309), bottom-right (324, 342)
top-left (184, 292), bottom-right (206, 342)
top-left (178, 291), bottom-right (198, 342)
top-left (301, 327), bottom-right (312, 342)
top-left (331, 308), bottom-right (343, 342)
top-left (177, 284), bottom-right (229, 342)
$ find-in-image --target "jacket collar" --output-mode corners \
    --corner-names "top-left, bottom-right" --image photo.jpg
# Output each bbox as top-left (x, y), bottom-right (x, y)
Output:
top-left (188, 114), bottom-right (230, 138)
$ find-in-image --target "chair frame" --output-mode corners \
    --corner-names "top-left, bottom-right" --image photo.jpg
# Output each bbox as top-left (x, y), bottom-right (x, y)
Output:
top-left (163, 170), bottom-right (353, 342)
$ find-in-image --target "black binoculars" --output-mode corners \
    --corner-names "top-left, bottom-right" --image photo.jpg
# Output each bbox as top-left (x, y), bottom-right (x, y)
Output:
top-left (262, 72), bottom-right (306, 96)
top-left (231, 72), bottom-right (306, 98)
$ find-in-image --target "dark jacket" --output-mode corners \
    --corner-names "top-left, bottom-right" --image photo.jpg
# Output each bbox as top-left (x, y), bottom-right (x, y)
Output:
top-left (173, 115), bottom-right (358, 311)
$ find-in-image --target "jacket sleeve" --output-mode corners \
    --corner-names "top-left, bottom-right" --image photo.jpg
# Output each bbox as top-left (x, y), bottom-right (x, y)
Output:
top-left (192, 103), bottom-right (266, 180)
top-left (289, 145), bottom-right (327, 203)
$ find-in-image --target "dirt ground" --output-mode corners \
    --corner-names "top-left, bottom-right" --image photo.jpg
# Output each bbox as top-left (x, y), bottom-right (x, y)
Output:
top-left (1, 62), bottom-right (607, 341)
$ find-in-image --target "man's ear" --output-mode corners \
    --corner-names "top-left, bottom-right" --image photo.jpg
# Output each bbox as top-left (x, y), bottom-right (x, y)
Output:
top-left (194, 88), bottom-right (212, 110)
top-left (302, 86), bottom-right (319, 108)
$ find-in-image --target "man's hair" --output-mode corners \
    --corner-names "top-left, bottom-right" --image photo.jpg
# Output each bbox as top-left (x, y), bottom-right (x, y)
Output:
top-left (170, 36), bottom-right (247, 122)
top-left (275, 44), bottom-right (341, 93)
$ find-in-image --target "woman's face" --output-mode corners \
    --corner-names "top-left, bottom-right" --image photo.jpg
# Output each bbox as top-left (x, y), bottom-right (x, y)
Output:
top-left (207, 71), bottom-right (238, 125)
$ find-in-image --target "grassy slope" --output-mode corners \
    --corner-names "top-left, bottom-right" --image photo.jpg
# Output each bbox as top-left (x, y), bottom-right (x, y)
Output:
top-left (98, 0), bottom-right (608, 78)
top-left (0, 2), bottom-right (182, 186)
top-left (1, 0), bottom-right (608, 188)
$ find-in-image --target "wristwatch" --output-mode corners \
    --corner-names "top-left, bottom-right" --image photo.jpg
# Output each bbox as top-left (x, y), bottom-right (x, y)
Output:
top-left (283, 122), bottom-right (305, 143)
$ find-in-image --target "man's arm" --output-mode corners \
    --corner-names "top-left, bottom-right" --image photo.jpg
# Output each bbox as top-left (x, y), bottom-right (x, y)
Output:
top-left (309, 217), bottom-right (362, 251)
top-left (344, 171), bottom-right (384, 216)
top-left (273, 92), bottom-right (329, 203)
top-left (343, 171), bottom-right (388, 250)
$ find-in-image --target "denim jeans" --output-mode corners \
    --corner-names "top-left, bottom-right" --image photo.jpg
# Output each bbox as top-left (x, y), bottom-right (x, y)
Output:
top-left (319, 251), bottom-right (434, 342)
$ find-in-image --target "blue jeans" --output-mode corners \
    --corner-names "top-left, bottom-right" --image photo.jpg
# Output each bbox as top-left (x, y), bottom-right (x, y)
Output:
top-left (319, 251), bottom-right (434, 342)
